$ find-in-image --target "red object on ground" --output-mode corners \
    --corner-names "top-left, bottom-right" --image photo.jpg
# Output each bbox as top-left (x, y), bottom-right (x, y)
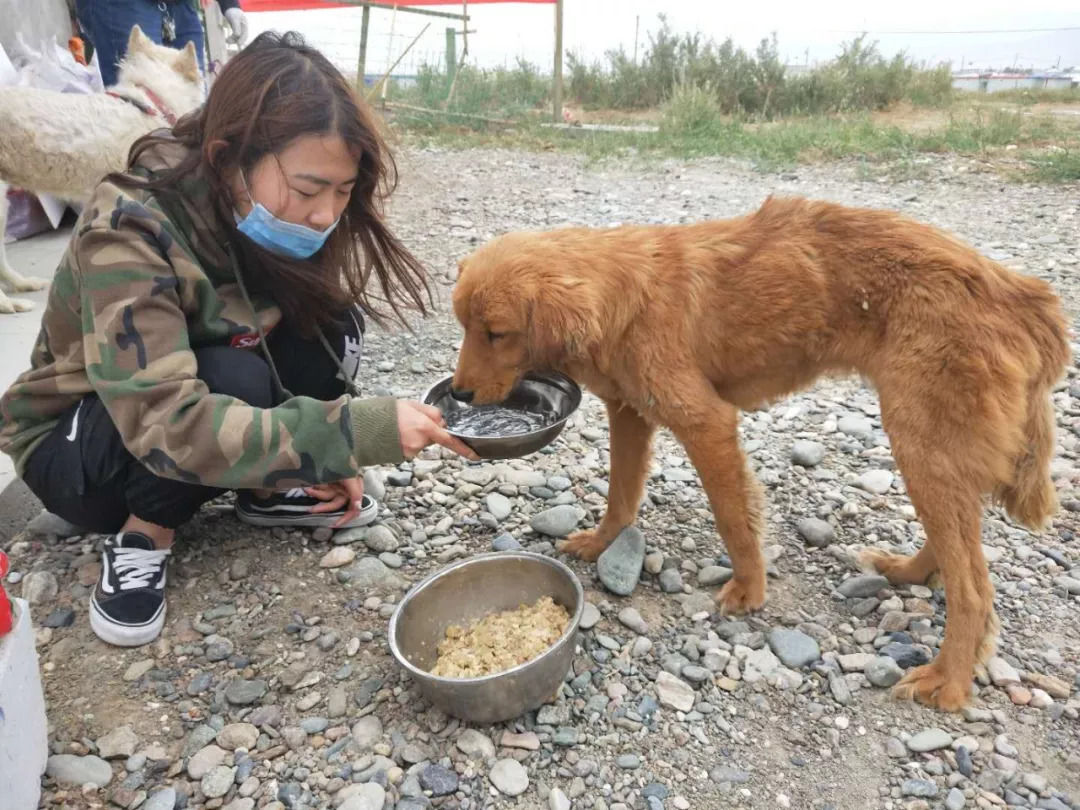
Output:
top-left (0, 551), bottom-right (11, 637)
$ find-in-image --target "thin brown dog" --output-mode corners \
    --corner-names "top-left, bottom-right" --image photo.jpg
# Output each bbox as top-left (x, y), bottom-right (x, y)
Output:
top-left (450, 195), bottom-right (1069, 711)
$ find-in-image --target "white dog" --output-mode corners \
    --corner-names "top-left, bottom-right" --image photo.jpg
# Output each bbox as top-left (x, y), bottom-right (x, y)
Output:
top-left (0, 25), bottom-right (204, 314)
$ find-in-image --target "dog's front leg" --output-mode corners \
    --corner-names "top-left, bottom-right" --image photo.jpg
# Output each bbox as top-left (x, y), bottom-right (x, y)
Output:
top-left (669, 399), bottom-right (767, 613)
top-left (560, 399), bottom-right (655, 561)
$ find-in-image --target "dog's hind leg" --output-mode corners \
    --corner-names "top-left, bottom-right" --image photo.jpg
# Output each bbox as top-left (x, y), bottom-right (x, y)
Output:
top-left (871, 384), bottom-right (998, 711)
top-left (665, 392), bottom-right (766, 613)
top-left (560, 399), bottom-right (655, 561)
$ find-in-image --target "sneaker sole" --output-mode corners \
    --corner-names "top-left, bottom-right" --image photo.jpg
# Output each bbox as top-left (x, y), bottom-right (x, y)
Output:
top-left (235, 502), bottom-right (378, 530)
top-left (89, 595), bottom-right (165, 647)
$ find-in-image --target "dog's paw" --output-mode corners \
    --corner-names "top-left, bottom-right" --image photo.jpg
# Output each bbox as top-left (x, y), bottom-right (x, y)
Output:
top-left (0, 295), bottom-right (34, 314)
top-left (714, 576), bottom-right (766, 615)
top-left (892, 662), bottom-right (971, 712)
top-left (558, 530), bottom-right (609, 562)
top-left (6, 274), bottom-right (48, 293)
top-left (856, 547), bottom-right (931, 585)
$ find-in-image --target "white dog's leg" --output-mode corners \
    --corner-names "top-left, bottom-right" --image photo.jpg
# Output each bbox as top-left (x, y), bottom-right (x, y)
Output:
top-left (0, 184), bottom-right (47, 313)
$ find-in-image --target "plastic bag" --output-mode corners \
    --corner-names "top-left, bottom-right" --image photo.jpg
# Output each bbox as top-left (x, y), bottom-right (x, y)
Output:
top-left (7, 32), bottom-right (103, 94)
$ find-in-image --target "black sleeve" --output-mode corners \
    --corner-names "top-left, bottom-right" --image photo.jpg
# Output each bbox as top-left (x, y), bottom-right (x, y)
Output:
top-left (218, 0), bottom-right (241, 11)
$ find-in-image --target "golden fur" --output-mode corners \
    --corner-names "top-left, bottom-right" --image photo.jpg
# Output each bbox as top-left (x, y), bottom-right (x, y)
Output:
top-left (451, 196), bottom-right (1070, 712)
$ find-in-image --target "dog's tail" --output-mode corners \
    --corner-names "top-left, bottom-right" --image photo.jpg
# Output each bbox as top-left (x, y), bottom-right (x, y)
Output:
top-left (995, 284), bottom-right (1071, 530)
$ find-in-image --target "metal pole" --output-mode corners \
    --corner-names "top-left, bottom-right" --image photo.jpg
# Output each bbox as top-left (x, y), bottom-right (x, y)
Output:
top-left (382, 4), bottom-right (398, 102)
top-left (553, 0), bottom-right (563, 122)
top-left (356, 3), bottom-right (370, 91)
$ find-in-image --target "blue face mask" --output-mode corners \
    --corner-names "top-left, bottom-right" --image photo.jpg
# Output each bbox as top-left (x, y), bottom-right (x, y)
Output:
top-left (233, 172), bottom-right (339, 260)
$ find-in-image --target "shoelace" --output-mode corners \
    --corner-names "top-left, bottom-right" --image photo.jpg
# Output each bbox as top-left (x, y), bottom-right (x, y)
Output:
top-left (112, 546), bottom-right (171, 591)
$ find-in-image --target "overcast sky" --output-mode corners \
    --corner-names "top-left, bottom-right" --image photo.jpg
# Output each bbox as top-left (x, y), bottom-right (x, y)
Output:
top-left (246, 1), bottom-right (1080, 75)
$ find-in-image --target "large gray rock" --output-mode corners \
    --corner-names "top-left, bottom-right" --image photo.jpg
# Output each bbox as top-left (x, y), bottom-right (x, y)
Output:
top-left (596, 527), bottom-right (646, 596)
top-left (46, 754), bottom-right (113, 788)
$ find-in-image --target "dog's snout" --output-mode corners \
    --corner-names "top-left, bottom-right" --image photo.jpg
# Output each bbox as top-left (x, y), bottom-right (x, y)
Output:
top-left (451, 388), bottom-right (475, 403)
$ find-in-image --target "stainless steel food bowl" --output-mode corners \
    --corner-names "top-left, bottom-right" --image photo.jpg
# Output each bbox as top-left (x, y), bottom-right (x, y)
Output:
top-left (387, 552), bottom-right (584, 724)
top-left (421, 371), bottom-right (582, 460)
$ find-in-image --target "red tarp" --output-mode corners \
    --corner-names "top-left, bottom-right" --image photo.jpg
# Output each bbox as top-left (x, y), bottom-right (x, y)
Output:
top-left (240, 0), bottom-right (554, 11)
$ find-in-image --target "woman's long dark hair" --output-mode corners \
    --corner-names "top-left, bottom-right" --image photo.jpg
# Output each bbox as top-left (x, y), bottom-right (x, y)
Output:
top-left (108, 31), bottom-right (431, 335)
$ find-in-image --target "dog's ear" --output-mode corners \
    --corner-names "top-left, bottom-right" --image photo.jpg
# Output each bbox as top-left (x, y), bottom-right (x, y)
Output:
top-left (126, 25), bottom-right (149, 57)
top-left (526, 274), bottom-right (601, 366)
top-left (174, 41), bottom-right (201, 82)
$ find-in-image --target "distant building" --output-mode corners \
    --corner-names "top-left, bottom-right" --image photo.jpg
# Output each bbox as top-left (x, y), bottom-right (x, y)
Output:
top-left (952, 71), bottom-right (1076, 93)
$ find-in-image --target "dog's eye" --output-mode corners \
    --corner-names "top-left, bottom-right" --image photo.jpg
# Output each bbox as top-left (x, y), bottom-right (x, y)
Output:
top-left (487, 330), bottom-right (506, 342)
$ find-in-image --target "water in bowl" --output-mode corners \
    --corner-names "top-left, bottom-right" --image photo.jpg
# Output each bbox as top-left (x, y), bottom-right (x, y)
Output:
top-left (445, 404), bottom-right (558, 438)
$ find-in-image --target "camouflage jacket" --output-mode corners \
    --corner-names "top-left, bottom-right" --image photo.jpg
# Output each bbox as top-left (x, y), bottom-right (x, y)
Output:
top-left (0, 142), bottom-right (404, 489)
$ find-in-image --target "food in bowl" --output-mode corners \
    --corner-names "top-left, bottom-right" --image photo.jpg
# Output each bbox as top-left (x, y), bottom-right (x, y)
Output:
top-left (430, 595), bottom-right (571, 678)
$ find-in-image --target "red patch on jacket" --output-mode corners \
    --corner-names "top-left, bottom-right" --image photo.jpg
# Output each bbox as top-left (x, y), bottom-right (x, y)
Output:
top-left (230, 333), bottom-right (262, 349)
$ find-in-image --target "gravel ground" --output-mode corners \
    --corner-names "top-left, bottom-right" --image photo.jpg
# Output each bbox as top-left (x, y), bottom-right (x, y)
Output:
top-left (5, 147), bottom-right (1080, 810)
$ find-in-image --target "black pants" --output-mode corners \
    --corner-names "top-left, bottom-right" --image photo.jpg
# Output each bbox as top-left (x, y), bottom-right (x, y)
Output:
top-left (23, 309), bottom-right (365, 533)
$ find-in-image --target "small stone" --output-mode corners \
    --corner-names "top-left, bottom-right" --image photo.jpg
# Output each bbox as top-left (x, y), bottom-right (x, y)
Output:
top-left (1024, 672), bottom-right (1071, 699)
top-left (697, 565), bottom-right (733, 586)
top-left (837, 575), bottom-right (888, 598)
top-left (351, 716), bottom-right (382, 750)
top-left (617, 606), bottom-right (649, 634)
top-left (1007, 684), bottom-right (1032, 705)
top-left (41, 607), bottom-right (75, 628)
top-left (656, 671), bottom-right (695, 711)
top-left (549, 788), bottom-right (572, 810)
top-left (217, 723), bottom-right (258, 751)
top-left (500, 731), bottom-right (540, 750)
top-left (187, 745), bottom-right (227, 779)
top-left (579, 602), bottom-right (601, 630)
top-left (419, 763), bottom-right (458, 796)
top-left (342, 556), bottom-right (403, 589)
top-left (143, 788), bottom-right (177, 810)
top-left (644, 551), bottom-right (665, 575)
top-left (596, 526), bottom-right (646, 595)
top-left (987, 656), bottom-right (1021, 686)
top-left (616, 754), bottom-right (641, 770)
top-left (319, 547), bottom-right (356, 568)
top-left (865, 656), bottom-right (904, 687)
top-left (486, 493), bottom-right (513, 522)
top-left (881, 642), bottom-right (930, 669)
top-left (202, 765), bottom-right (236, 799)
top-left (709, 766), bottom-right (751, 784)
top-left (857, 470), bottom-right (893, 494)
top-left (908, 728), bottom-right (953, 752)
top-left (797, 518), bottom-right (835, 548)
top-left (46, 754), bottom-right (113, 788)
top-left (791, 440), bottom-right (826, 467)
top-left (658, 568), bottom-right (683, 593)
top-left (767, 628), bottom-right (821, 668)
top-left (901, 779), bottom-right (939, 798)
top-left (530, 504), bottom-right (585, 537)
top-left (492, 532), bottom-right (521, 551)
top-left (122, 660), bottom-right (155, 682)
top-left (363, 524), bottom-right (399, 553)
top-left (945, 787), bottom-right (966, 810)
top-left (21, 570), bottom-right (59, 604)
top-left (225, 679), bottom-right (267, 705)
top-left (838, 414), bottom-right (873, 438)
top-left (338, 784), bottom-right (386, 810)
top-left (489, 758), bottom-right (529, 796)
top-left (456, 729), bottom-right (496, 761)
top-left (363, 468), bottom-right (386, 501)
top-left (97, 726), bottom-right (139, 759)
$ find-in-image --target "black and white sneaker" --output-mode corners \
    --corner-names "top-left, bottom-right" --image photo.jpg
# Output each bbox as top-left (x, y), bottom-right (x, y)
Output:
top-left (235, 489), bottom-right (379, 529)
top-left (90, 532), bottom-right (170, 647)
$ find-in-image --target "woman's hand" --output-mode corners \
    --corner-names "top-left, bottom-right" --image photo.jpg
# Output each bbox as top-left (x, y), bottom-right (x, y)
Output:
top-left (396, 400), bottom-right (478, 461)
top-left (305, 476), bottom-right (365, 528)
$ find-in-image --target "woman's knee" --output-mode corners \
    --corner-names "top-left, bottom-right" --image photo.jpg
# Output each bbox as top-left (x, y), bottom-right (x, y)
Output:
top-left (194, 346), bottom-right (275, 407)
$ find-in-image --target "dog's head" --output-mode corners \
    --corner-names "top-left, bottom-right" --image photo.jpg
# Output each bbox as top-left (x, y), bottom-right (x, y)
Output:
top-left (116, 24), bottom-right (205, 114)
top-left (451, 231), bottom-right (601, 405)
